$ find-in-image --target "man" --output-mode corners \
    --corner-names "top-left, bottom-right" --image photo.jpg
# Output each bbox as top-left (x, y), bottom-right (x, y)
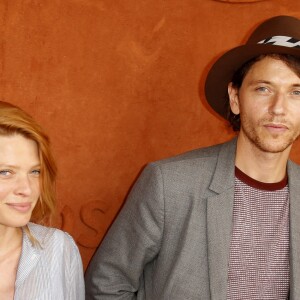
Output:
top-left (85, 15), bottom-right (300, 299)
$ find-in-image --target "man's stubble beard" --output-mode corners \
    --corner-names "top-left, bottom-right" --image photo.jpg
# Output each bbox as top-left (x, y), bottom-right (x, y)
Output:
top-left (240, 115), bottom-right (300, 154)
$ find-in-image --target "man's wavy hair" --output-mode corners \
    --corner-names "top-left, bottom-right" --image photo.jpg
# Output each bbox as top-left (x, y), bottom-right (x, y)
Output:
top-left (228, 53), bottom-right (300, 131)
top-left (0, 101), bottom-right (57, 225)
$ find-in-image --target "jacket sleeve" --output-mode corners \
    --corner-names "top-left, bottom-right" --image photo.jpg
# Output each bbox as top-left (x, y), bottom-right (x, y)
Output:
top-left (85, 163), bottom-right (165, 299)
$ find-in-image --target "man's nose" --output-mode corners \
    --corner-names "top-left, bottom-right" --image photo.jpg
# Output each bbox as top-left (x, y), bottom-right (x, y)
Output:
top-left (268, 92), bottom-right (287, 115)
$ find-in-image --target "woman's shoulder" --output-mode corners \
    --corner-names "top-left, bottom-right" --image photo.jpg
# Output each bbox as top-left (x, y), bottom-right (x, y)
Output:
top-left (27, 222), bottom-right (77, 250)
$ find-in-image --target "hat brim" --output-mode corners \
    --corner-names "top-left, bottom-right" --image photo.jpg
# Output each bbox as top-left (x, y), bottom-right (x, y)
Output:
top-left (204, 44), bottom-right (300, 119)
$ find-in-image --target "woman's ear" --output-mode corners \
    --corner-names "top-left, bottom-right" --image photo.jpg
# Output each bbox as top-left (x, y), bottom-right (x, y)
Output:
top-left (228, 83), bottom-right (240, 115)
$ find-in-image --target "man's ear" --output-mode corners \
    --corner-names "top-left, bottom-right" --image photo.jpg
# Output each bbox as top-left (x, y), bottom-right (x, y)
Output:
top-left (228, 83), bottom-right (240, 115)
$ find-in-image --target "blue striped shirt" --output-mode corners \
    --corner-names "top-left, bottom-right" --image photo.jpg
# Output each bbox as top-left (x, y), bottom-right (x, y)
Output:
top-left (14, 223), bottom-right (85, 300)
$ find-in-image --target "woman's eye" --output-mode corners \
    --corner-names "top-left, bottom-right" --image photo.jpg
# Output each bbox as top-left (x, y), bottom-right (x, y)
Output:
top-left (0, 170), bottom-right (12, 176)
top-left (31, 169), bottom-right (41, 176)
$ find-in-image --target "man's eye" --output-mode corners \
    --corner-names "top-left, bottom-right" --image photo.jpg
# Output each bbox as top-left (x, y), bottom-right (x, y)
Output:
top-left (256, 86), bottom-right (268, 92)
top-left (292, 90), bottom-right (300, 95)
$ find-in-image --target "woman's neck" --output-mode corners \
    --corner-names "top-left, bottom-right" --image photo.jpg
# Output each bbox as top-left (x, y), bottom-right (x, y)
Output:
top-left (0, 226), bottom-right (23, 300)
top-left (0, 226), bottom-right (22, 254)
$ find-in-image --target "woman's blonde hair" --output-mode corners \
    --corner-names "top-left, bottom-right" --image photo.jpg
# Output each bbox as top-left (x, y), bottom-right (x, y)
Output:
top-left (0, 101), bottom-right (57, 225)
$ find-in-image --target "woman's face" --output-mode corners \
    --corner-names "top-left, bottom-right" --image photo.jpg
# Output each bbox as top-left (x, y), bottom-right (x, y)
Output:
top-left (0, 134), bottom-right (40, 230)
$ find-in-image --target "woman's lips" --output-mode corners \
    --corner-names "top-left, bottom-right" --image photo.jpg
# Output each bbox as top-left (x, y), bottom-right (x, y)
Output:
top-left (6, 202), bottom-right (32, 213)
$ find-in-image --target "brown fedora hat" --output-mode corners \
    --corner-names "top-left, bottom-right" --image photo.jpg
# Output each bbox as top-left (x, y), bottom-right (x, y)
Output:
top-left (205, 15), bottom-right (300, 119)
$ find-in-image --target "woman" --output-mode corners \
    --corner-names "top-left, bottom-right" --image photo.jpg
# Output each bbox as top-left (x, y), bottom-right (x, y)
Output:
top-left (0, 101), bottom-right (84, 299)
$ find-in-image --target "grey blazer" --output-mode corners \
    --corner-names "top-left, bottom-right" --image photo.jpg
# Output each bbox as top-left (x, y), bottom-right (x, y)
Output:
top-left (85, 138), bottom-right (300, 299)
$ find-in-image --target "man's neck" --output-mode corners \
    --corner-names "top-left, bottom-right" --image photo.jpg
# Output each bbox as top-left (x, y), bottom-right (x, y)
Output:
top-left (235, 134), bottom-right (291, 183)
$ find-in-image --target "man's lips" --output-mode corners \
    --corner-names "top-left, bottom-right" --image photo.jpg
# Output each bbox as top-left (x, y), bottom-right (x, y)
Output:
top-left (6, 202), bottom-right (32, 213)
top-left (264, 123), bottom-right (288, 132)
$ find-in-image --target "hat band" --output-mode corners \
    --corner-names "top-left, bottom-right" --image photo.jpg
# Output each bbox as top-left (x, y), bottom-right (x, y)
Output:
top-left (258, 35), bottom-right (300, 48)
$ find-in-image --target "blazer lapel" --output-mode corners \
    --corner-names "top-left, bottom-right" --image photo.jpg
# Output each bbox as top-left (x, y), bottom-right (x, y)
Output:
top-left (287, 161), bottom-right (300, 299)
top-left (206, 138), bottom-right (236, 300)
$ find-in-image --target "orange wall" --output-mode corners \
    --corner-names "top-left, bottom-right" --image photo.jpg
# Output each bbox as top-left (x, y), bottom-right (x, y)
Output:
top-left (1, 0), bottom-right (300, 269)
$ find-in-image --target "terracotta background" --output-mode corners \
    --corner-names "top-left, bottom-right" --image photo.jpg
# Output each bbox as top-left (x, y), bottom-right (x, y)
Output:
top-left (1, 0), bottom-right (300, 269)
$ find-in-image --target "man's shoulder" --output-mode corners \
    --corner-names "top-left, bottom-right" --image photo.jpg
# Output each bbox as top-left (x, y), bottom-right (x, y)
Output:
top-left (288, 159), bottom-right (300, 178)
top-left (153, 138), bottom-right (236, 168)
